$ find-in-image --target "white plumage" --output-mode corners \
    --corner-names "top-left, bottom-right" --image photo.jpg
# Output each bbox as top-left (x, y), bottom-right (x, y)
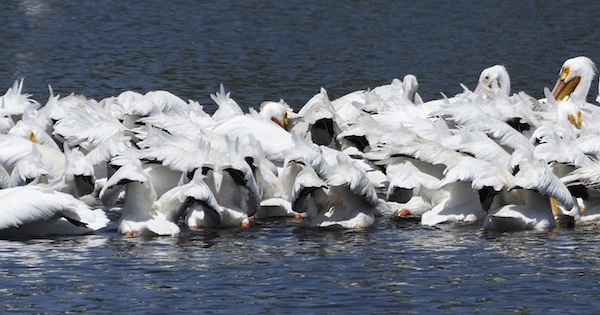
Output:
top-left (0, 183), bottom-right (108, 238)
top-left (0, 56), bottom-right (596, 237)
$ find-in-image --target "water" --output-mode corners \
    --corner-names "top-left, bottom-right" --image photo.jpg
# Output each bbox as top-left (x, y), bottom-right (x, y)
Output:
top-left (5, 221), bottom-right (600, 313)
top-left (1, 0), bottom-right (600, 313)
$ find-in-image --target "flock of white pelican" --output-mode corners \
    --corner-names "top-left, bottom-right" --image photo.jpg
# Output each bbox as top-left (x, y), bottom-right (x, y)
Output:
top-left (1, 56), bottom-right (599, 237)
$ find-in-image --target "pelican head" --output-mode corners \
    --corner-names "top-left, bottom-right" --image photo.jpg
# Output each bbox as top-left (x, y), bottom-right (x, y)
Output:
top-left (259, 100), bottom-right (297, 131)
top-left (556, 99), bottom-right (582, 130)
top-left (551, 56), bottom-right (597, 103)
top-left (402, 74), bottom-right (422, 104)
top-left (474, 65), bottom-right (511, 96)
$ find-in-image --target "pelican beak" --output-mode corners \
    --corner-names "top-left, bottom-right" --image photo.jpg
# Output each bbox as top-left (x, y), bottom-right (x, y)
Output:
top-left (123, 231), bottom-right (133, 237)
top-left (567, 110), bottom-right (582, 129)
top-left (270, 112), bottom-right (289, 131)
top-left (550, 196), bottom-right (559, 219)
top-left (283, 111), bottom-right (289, 131)
top-left (473, 83), bottom-right (483, 95)
top-left (270, 116), bottom-right (282, 128)
top-left (551, 65), bottom-right (582, 100)
top-left (29, 131), bottom-right (37, 143)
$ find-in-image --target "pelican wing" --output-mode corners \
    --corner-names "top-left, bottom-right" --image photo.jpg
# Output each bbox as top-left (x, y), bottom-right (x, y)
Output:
top-left (511, 159), bottom-right (574, 209)
top-left (441, 157), bottom-right (511, 191)
top-left (386, 161), bottom-right (441, 199)
top-left (328, 159), bottom-right (378, 207)
top-left (210, 84), bottom-right (244, 121)
top-left (0, 185), bottom-right (105, 233)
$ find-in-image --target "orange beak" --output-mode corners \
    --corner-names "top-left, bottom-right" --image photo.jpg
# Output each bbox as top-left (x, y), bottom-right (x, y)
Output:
top-left (551, 76), bottom-right (581, 101)
top-left (567, 110), bottom-right (582, 130)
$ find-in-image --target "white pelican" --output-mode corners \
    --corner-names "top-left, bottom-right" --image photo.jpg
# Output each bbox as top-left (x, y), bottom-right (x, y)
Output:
top-left (9, 110), bottom-right (61, 151)
top-left (365, 124), bottom-right (513, 225)
top-left (52, 94), bottom-right (130, 152)
top-left (300, 155), bottom-right (377, 229)
top-left (424, 154), bottom-right (512, 225)
top-left (115, 91), bottom-right (159, 128)
top-left (473, 65), bottom-right (511, 97)
top-left (183, 185), bottom-right (222, 229)
top-left (210, 83), bottom-right (244, 122)
top-left (296, 88), bottom-right (344, 149)
top-left (551, 56), bottom-right (596, 104)
top-left (258, 100), bottom-right (298, 131)
top-left (287, 158), bottom-right (355, 228)
top-left (399, 74), bottom-right (423, 105)
top-left (421, 65), bottom-right (514, 123)
top-left (532, 127), bottom-right (592, 172)
top-left (130, 124), bottom-right (263, 228)
top-left (561, 162), bottom-right (600, 225)
top-left (440, 129), bottom-right (513, 171)
top-left (0, 134), bottom-right (66, 182)
top-left (61, 144), bottom-right (96, 203)
top-left (175, 169), bottom-right (222, 229)
top-left (115, 89), bottom-right (191, 128)
top-left (283, 131), bottom-right (378, 228)
top-left (0, 107), bottom-right (15, 134)
top-left (144, 90), bottom-right (189, 114)
top-left (0, 131), bottom-right (96, 201)
top-left (0, 183), bottom-right (108, 238)
top-left (197, 137), bottom-right (262, 228)
top-left (332, 75), bottom-right (423, 116)
top-left (482, 150), bottom-right (576, 231)
top-left (290, 162), bottom-right (330, 223)
top-left (0, 79), bottom-right (40, 122)
top-left (208, 101), bottom-right (295, 166)
top-left (8, 143), bottom-right (51, 187)
top-left (136, 126), bottom-right (222, 176)
top-left (336, 112), bottom-right (386, 153)
top-left (99, 153), bottom-right (187, 236)
top-left (243, 134), bottom-right (302, 220)
top-left (385, 160), bottom-right (440, 217)
top-left (182, 136), bottom-right (262, 229)
top-left (419, 181), bottom-right (486, 226)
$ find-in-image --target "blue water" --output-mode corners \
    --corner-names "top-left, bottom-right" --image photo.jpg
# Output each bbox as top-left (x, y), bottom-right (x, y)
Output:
top-left (2, 0), bottom-right (600, 313)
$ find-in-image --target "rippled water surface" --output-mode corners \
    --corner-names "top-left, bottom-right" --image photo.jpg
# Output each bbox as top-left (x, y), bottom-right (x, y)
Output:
top-left (5, 220), bottom-right (600, 313)
top-left (1, 0), bottom-right (600, 313)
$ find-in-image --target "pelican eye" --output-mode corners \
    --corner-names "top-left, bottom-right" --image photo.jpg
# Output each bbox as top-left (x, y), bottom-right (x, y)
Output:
top-left (560, 65), bottom-right (570, 80)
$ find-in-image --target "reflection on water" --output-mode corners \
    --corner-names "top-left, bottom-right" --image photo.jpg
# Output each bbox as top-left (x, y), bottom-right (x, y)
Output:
top-left (2, 218), bottom-right (600, 312)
